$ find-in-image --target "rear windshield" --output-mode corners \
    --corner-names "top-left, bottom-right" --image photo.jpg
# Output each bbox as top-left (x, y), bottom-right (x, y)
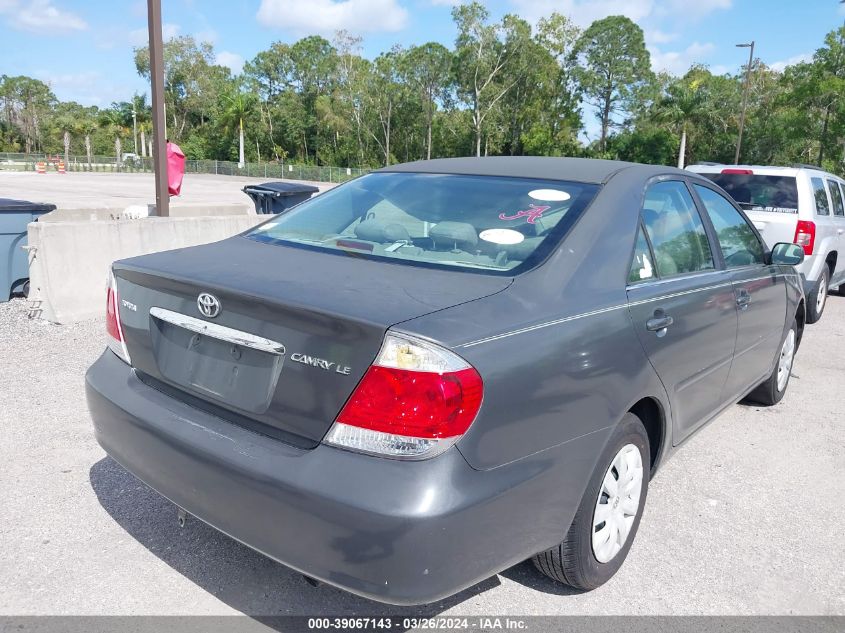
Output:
top-left (700, 173), bottom-right (799, 213)
top-left (247, 172), bottom-right (599, 275)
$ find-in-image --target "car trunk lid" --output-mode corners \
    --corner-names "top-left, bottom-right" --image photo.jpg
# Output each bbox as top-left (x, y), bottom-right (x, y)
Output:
top-left (112, 236), bottom-right (511, 448)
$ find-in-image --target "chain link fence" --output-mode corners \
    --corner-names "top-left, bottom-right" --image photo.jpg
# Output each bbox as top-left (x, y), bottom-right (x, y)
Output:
top-left (0, 152), bottom-right (370, 184)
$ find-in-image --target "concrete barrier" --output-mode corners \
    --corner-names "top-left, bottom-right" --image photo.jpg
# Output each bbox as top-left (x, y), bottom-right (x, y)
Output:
top-left (39, 202), bottom-right (254, 222)
top-left (27, 215), bottom-right (266, 323)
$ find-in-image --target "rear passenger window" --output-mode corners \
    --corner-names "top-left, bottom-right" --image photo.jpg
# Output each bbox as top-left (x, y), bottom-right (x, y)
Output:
top-left (812, 178), bottom-right (830, 216)
top-left (628, 225), bottom-right (655, 284)
top-left (641, 181), bottom-right (714, 277)
top-left (694, 185), bottom-right (765, 268)
top-left (828, 180), bottom-right (845, 216)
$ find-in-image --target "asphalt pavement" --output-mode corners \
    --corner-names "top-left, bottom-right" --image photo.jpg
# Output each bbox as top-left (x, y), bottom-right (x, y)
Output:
top-left (1, 295), bottom-right (843, 616)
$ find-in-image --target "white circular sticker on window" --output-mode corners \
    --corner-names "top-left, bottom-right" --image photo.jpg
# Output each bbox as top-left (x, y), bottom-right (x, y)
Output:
top-left (479, 228), bottom-right (525, 245)
top-left (528, 189), bottom-right (571, 202)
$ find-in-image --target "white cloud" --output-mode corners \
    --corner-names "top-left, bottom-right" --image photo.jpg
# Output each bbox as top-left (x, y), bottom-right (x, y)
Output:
top-left (770, 52), bottom-right (811, 73)
top-left (649, 41), bottom-right (715, 76)
top-left (0, 0), bottom-right (87, 34)
top-left (216, 51), bottom-right (245, 75)
top-left (658, 0), bottom-right (731, 20)
top-left (128, 22), bottom-right (181, 46)
top-left (195, 28), bottom-right (218, 44)
top-left (510, 0), bottom-right (654, 28)
top-left (645, 29), bottom-right (678, 45)
top-left (257, 0), bottom-right (408, 34)
top-left (429, 0), bottom-right (462, 5)
top-left (509, 0), bottom-right (730, 27)
top-left (34, 70), bottom-right (139, 106)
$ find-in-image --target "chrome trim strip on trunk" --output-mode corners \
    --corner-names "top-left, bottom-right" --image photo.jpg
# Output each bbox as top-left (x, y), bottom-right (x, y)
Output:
top-left (149, 307), bottom-right (286, 356)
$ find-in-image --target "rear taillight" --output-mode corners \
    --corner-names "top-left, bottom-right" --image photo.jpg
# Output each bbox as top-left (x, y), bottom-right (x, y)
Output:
top-left (793, 220), bottom-right (816, 256)
top-left (325, 333), bottom-right (483, 459)
top-left (106, 268), bottom-right (131, 364)
top-left (722, 168), bottom-right (754, 175)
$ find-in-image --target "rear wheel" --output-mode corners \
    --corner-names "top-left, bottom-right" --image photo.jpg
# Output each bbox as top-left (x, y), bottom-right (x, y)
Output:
top-left (806, 268), bottom-right (828, 324)
top-left (532, 413), bottom-right (649, 590)
top-left (745, 320), bottom-right (797, 406)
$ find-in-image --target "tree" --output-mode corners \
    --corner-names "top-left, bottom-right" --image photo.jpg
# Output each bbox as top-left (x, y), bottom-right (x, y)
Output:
top-left (99, 108), bottom-right (128, 167)
top-left (452, 2), bottom-right (519, 157)
top-left (79, 116), bottom-right (97, 169)
top-left (573, 16), bottom-right (652, 151)
top-left (654, 78), bottom-right (708, 167)
top-left (221, 82), bottom-right (258, 167)
top-left (401, 43), bottom-right (453, 160)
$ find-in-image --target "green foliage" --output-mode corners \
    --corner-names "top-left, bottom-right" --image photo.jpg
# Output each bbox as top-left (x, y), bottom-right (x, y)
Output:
top-left (573, 16), bottom-right (653, 150)
top-left (1, 20), bottom-right (844, 177)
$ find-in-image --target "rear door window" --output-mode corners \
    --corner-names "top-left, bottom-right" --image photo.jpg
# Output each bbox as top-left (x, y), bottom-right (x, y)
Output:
top-left (828, 179), bottom-right (845, 216)
top-left (641, 181), bottom-right (715, 277)
top-left (811, 178), bottom-right (830, 216)
top-left (694, 184), bottom-right (765, 268)
top-left (701, 173), bottom-right (799, 213)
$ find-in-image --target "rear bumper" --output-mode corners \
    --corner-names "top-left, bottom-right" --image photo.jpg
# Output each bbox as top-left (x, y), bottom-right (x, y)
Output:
top-left (85, 350), bottom-right (603, 605)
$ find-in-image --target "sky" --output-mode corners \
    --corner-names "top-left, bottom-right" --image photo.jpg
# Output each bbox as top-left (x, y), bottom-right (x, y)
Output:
top-left (0, 0), bottom-right (843, 141)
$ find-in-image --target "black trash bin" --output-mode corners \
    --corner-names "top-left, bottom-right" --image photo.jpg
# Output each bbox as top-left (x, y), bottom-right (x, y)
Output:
top-left (1, 198), bottom-right (56, 301)
top-left (242, 181), bottom-right (319, 214)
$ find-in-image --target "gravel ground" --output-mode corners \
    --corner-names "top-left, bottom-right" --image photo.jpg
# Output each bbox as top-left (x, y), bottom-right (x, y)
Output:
top-left (1, 295), bottom-right (844, 616)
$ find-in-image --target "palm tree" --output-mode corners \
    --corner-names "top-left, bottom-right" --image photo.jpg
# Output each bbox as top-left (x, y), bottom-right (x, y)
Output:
top-left (55, 114), bottom-right (75, 168)
top-left (221, 83), bottom-right (258, 168)
top-left (131, 93), bottom-right (151, 157)
top-left (654, 79), bottom-right (708, 168)
top-left (79, 116), bottom-right (98, 170)
top-left (99, 109), bottom-right (128, 169)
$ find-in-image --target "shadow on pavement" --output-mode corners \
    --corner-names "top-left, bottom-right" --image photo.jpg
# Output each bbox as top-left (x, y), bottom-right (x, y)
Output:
top-left (89, 457), bottom-right (501, 623)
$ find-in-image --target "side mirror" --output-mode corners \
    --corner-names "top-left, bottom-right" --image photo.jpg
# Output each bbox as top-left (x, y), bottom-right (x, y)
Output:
top-left (770, 242), bottom-right (805, 266)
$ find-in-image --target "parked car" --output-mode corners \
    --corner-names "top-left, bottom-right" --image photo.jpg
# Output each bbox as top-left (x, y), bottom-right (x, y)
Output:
top-left (86, 157), bottom-right (806, 605)
top-left (687, 163), bottom-right (845, 322)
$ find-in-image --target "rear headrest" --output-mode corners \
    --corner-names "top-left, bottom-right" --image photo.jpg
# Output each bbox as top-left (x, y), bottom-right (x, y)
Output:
top-left (354, 219), bottom-right (411, 243)
top-left (429, 222), bottom-right (478, 251)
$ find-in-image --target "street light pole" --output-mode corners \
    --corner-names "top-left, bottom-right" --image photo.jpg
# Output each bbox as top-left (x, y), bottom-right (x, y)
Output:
top-left (734, 41), bottom-right (755, 165)
top-left (147, 0), bottom-right (169, 217)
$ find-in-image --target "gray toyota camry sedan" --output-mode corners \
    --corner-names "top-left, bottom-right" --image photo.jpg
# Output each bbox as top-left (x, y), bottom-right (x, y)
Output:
top-left (86, 157), bottom-right (806, 604)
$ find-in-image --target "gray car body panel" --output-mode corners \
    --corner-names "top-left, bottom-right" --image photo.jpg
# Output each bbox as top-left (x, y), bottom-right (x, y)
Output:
top-left (86, 157), bottom-right (804, 605)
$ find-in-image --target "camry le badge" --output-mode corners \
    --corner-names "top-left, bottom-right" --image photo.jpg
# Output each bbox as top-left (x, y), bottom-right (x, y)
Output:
top-left (197, 293), bottom-right (221, 318)
top-left (291, 352), bottom-right (351, 375)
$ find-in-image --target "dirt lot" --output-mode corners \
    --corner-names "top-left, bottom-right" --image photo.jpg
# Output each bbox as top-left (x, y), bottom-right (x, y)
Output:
top-left (1, 295), bottom-right (843, 616)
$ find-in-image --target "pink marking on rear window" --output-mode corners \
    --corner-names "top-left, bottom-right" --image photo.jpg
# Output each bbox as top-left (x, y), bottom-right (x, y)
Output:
top-left (498, 204), bottom-right (551, 224)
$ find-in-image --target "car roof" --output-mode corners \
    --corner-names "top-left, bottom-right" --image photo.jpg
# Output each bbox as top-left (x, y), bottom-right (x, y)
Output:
top-left (687, 163), bottom-right (841, 180)
top-left (377, 156), bottom-right (687, 185)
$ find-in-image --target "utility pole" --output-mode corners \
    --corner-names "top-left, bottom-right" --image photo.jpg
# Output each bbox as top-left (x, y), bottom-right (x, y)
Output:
top-left (147, 0), bottom-right (169, 216)
top-left (734, 41), bottom-right (755, 165)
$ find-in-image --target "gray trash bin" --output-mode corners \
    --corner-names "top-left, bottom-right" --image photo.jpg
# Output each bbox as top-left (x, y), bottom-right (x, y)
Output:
top-left (242, 182), bottom-right (319, 214)
top-left (1, 198), bottom-right (56, 301)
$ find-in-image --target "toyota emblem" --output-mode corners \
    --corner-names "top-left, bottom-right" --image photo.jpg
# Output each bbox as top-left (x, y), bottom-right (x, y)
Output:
top-left (197, 293), bottom-right (221, 318)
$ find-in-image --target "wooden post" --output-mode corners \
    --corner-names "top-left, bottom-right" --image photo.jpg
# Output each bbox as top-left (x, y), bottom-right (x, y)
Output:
top-left (147, 0), bottom-right (169, 216)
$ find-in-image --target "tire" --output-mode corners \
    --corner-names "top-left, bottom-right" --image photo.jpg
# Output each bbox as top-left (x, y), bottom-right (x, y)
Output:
top-left (532, 412), bottom-right (649, 590)
top-left (22, 280), bottom-right (30, 298)
top-left (806, 268), bottom-right (829, 324)
top-left (745, 319), bottom-right (798, 406)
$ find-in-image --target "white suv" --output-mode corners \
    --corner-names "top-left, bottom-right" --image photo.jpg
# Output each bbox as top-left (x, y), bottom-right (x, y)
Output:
top-left (687, 163), bottom-right (845, 323)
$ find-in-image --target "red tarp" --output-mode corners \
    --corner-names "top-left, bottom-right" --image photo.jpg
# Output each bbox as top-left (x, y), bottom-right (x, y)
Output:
top-left (166, 141), bottom-right (185, 196)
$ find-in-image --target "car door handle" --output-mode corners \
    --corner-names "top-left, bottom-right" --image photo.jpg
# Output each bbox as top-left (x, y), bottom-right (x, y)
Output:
top-left (736, 290), bottom-right (751, 309)
top-left (646, 315), bottom-right (674, 332)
